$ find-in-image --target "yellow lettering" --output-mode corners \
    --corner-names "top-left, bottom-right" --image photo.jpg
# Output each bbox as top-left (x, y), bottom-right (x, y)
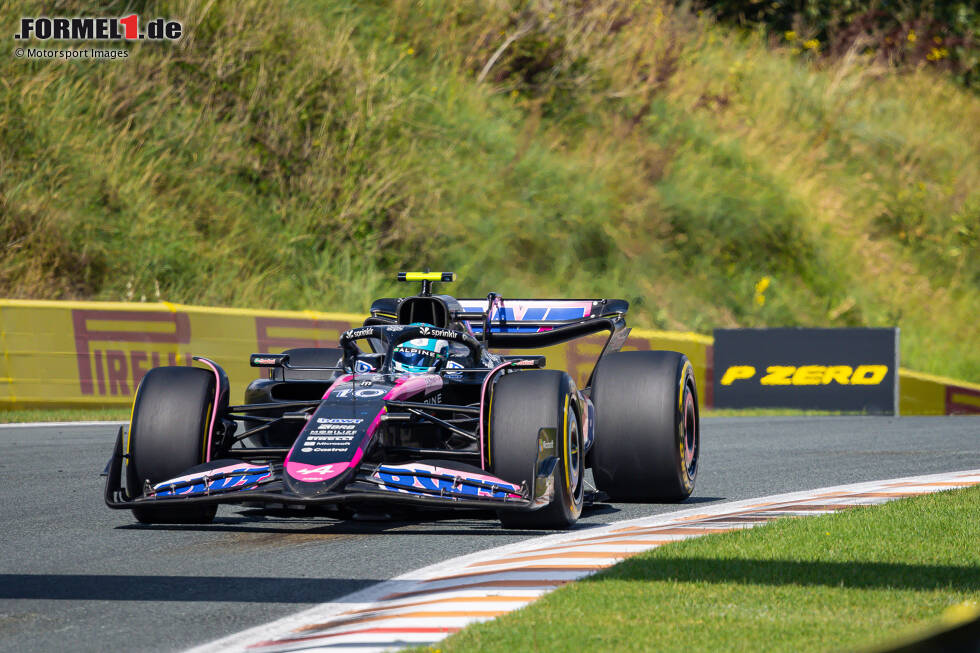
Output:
top-left (851, 365), bottom-right (888, 385)
top-left (760, 366), bottom-right (795, 385)
top-left (792, 365), bottom-right (826, 385)
top-left (823, 365), bottom-right (853, 385)
top-left (720, 365), bottom-right (756, 385)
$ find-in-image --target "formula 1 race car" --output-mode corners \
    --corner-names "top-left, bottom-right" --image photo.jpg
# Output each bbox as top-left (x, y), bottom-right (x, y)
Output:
top-left (104, 272), bottom-right (700, 529)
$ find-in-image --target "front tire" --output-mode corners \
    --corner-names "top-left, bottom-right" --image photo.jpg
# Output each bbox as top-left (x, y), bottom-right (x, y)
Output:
top-left (590, 351), bottom-right (699, 501)
top-left (489, 371), bottom-right (584, 529)
top-left (127, 366), bottom-right (219, 524)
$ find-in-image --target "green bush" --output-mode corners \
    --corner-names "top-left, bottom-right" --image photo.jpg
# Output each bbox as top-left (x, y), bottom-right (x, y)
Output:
top-left (704, 0), bottom-right (980, 90)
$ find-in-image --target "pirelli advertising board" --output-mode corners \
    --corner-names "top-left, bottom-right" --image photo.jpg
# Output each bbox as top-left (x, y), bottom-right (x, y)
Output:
top-left (713, 328), bottom-right (900, 415)
top-left (0, 300), bottom-right (711, 410)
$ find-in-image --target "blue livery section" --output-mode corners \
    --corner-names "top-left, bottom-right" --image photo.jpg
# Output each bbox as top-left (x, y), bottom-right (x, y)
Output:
top-left (457, 300), bottom-right (594, 334)
top-left (151, 465), bottom-right (274, 498)
top-left (370, 464), bottom-right (523, 500)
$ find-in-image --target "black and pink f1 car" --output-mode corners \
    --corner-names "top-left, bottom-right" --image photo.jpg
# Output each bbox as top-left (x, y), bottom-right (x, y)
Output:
top-left (104, 272), bottom-right (700, 529)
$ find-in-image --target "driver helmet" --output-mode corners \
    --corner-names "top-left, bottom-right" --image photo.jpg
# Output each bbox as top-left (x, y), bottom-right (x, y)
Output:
top-left (391, 325), bottom-right (449, 374)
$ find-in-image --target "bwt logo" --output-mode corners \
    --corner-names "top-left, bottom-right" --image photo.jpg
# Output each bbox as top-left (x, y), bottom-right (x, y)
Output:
top-left (14, 15), bottom-right (182, 41)
top-left (72, 310), bottom-right (193, 396)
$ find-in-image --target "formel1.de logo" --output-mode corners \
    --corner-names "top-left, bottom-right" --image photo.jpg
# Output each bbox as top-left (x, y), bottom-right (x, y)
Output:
top-left (14, 15), bottom-right (182, 41)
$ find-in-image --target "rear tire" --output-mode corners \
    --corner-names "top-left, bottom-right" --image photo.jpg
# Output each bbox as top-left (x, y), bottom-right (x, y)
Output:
top-left (590, 351), bottom-right (699, 501)
top-left (127, 366), bottom-right (219, 524)
top-left (489, 371), bottom-right (584, 529)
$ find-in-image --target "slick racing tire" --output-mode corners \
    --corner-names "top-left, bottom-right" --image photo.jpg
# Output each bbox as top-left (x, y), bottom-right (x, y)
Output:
top-left (489, 371), bottom-right (584, 529)
top-left (126, 366), bottom-right (219, 524)
top-left (590, 351), bottom-right (699, 501)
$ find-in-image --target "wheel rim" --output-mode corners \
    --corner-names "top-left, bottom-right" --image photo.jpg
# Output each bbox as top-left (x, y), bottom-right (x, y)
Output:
top-left (566, 404), bottom-right (583, 499)
top-left (683, 383), bottom-right (698, 478)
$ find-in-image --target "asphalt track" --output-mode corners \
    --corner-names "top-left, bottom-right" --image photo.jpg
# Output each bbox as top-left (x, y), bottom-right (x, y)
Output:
top-left (0, 416), bottom-right (977, 652)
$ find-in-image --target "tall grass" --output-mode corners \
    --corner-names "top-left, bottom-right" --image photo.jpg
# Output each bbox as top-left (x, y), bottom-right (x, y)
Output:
top-left (1, 0), bottom-right (977, 381)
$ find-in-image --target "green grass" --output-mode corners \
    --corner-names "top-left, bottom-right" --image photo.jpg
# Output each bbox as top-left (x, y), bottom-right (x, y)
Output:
top-left (1, 1), bottom-right (977, 382)
top-left (425, 486), bottom-right (980, 653)
top-left (0, 408), bottom-right (129, 423)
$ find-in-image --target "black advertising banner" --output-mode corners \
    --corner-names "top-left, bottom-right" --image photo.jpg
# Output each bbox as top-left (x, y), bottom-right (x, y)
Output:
top-left (713, 328), bottom-right (899, 414)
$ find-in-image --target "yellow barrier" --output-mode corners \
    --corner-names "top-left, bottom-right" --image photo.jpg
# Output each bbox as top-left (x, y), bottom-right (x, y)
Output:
top-left (0, 300), bottom-right (711, 409)
top-left (0, 300), bottom-right (361, 408)
top-left (1, 299), bottom-right (975, 415)
top-left (899, 367), bottom-right (980, 415)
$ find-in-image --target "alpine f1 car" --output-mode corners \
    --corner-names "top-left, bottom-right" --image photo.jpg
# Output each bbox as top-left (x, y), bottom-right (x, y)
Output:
top-left (104, 272), bottom-right (700, 529)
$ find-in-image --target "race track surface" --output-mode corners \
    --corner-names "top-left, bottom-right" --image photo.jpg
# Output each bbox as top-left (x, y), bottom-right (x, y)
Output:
top-left (0, 416), bottom-right (977, 652)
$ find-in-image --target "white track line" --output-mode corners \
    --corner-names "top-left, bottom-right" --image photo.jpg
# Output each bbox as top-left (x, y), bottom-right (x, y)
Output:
top-left (0, 420), bottom-right (126, 428)
top-left (187, 469), bottom-right (980, 653)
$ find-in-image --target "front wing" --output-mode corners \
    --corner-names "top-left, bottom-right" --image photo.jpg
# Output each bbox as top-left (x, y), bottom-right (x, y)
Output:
top-left (103, 427), bottom-right (546, 513)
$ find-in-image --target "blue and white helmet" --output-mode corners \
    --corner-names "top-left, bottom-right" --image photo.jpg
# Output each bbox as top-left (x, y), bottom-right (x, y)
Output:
top-left (392, 327), bottom-right (449, 374)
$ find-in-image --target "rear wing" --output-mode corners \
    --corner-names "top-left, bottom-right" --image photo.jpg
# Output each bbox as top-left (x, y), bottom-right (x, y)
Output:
top-left (366, 275), bottom-right (630, 382)
top-left (456, 299), bottom-right (625, 332)
top-left (368, 295), bottom-right (629, 351)
top-left (455, 298), bottom-right (627, 346)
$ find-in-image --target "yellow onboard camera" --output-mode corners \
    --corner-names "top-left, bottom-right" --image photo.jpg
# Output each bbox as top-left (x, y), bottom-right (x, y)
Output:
top-left (397, 271), bottom-right (455, 296)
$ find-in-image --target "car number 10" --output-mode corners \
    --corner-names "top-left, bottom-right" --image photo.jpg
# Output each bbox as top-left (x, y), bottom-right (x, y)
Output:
top-left (333, 387), bottom-right (386, 398)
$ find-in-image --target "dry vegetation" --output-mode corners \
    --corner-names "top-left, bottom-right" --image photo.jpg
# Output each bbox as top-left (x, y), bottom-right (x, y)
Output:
top-left (1, 0), bottom-right (977, 380)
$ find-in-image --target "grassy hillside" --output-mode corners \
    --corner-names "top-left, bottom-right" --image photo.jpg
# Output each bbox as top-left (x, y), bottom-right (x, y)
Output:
top-left (1, 0), bottom-right (978, 381)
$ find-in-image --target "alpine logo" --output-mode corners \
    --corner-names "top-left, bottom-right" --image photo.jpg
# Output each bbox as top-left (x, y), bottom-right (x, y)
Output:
top-left (294, 465), bottom-right (334, 475)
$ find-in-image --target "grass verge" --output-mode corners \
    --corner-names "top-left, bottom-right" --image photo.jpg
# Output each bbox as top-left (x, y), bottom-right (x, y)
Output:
top-left (0, 408), bottom-right (129, 423)
top-left (423, 486), bottom-right (980, 653)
